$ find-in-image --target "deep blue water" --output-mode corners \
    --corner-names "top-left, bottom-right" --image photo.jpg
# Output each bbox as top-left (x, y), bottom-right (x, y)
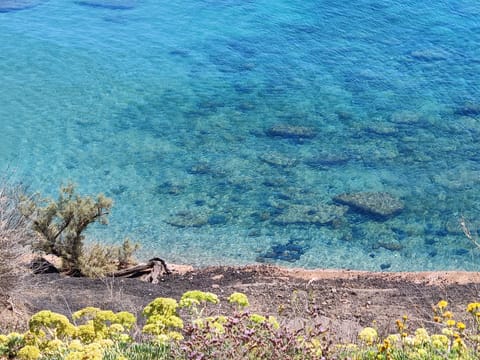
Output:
top-left (2, 0), bottom-right (480, 270)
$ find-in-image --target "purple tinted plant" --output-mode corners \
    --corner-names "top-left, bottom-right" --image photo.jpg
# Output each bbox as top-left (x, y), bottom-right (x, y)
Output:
top-left (173, 310), bottom-right (331, 360)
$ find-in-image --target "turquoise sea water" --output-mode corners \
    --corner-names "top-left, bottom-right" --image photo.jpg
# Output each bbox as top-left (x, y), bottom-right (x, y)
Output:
top-left (2, 0), bottom-right (480, 271)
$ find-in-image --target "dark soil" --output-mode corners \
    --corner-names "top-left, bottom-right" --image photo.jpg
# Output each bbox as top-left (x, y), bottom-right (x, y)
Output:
top-left (9, 265), bottom-right (480, 342)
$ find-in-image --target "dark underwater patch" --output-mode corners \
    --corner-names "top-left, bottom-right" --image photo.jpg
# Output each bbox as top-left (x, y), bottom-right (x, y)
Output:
top-left (75, 0), bottom-right (137, 10)
top-left (0, 0), bottom-right (44, 12)
top-left (258, 239), bottom-right (307, 263)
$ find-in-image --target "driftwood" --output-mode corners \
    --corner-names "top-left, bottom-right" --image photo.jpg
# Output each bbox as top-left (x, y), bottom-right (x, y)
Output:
top-left (108, 257), bottom-right (171, 284)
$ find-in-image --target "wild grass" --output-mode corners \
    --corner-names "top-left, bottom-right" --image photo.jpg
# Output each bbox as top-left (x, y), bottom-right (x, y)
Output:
top-left (0, 177), bottom-right (33, 303)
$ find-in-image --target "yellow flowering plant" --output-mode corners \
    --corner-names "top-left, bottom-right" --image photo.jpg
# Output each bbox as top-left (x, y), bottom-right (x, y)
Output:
top-left (358, 327), bottom-right (378, 346)
top-left (142, 297), bottom-right (184, 343)
top-left (72, 307), bottom-right (136, 343)
top-left (0, 332), bottom-right (26, 359)
top-left (228, 292), bottom-right (250, 309)
top-left (179, 290), bottom-right (219, 308)
top-left (343, 299), bottom-right (480, 360)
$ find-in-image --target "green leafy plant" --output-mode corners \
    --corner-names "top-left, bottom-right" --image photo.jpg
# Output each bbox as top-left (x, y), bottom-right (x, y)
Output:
top-left (20, 183), bottom-right (112, 275)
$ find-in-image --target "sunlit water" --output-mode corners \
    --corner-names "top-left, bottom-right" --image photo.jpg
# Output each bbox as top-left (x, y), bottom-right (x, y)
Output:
top-left (2, 0), bottom-right (480, 270)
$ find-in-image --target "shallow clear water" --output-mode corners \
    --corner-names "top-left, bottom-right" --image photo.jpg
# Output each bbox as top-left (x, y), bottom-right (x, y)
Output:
top-left (2, 0), bottom-right (480, 270)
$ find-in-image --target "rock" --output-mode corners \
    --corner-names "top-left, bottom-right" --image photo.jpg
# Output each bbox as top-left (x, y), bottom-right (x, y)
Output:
top-left (207, 214), bottom-right (227, 225)
top-left (390, 111), bottom-right (420, 124)
top-left (187, 162), bottom-right (225, 177)
top-left (272, 203), bottom-right (347, 226)
top-left (266, 124), bottom-right (316, 139)
top-left (165, 211), bottom-right (209, 228)
top-left (75, 0), bottom-right (137, 9)
top-left (169, 49), bottom-right (190, 57)
top-left (305, 152), bottom-right (350, 168)
top-left (187, 162), bottom-right (213, 175)
top-left (333, 192), bottom-right (404, 218)
top-left (0, 0), bottom-right (42, 12)
top-left (155, 181), bottom-right (185, 196)
top-left (375, 239), bottom-right (403, 251)
top-left (110, 184), bottom-right (128, 195)
top-left (410, 49), bottom-right (448, 61)
top-left (432, 168), bottom-right (480, 190)
top-left (455, 102), bottom-right (480, 116)
top-left (366, 125), bottom-right (397, 136)
top-left (258, 240), bottom-right (307, 262)
top-left (455, 248), bottom-right (469, 256)
top-left (263, 177), bottom-right (287, 187)
top-left (259, 152), bottom-right (298, 167)
top-left (380, 263), bottom-right (391, 270)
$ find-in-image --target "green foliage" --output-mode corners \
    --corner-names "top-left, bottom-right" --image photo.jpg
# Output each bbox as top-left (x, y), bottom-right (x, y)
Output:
top-left (117, 237), bottom-right (140, 269)
top-left (103, 343), bottom-right (169, 360)
top-left (77, 243), bottom-right (120, 278)
top-left (0, 332), bottom-right (26, 358)
top-left (228, 292), bottom-right (250, 308)
top-left (179, 290), bottom-right (219, 310)
top-left (78, 238), bottom-right (140, 278)
top-left (20, 183), bottom-right (112, 275)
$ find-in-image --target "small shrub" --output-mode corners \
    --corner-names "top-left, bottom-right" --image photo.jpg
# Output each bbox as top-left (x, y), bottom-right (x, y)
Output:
top-left (79, 238), bottom-right (140, 278)
top-left (20, 183), bottom-right (112, 275)
top-left (117, 237), bottom-right (140, 269)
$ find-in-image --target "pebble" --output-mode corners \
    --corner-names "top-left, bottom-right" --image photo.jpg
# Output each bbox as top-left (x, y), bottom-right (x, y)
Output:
top-left (380, 263), bottom-right (391, 270)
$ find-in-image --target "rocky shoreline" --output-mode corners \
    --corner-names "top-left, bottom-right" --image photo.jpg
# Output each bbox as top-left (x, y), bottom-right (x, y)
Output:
top-left (4, 263), bottom-right (479, 342)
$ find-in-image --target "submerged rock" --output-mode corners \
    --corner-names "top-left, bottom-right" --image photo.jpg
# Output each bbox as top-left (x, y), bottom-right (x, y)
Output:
top-left (390, 110), bottom-right (420, 124)
top-left (155, 181), bottom-right (184, 196)
top-left (455, 102), bottom-right (480, 116)
top-left (258, 239), bottom-right (307, 262)
top-left (333, 192), bottom-right (404, 219)
top-left (75, 0), bottom-right (137, 10)
top-left (187, 162), bottom-right (225, 177)
top-left (305, 152), bottom-right (350, 168)
top-left (259, 152), bottom-right (298, 168)
top-left (410, 49), bottom-right (449, 61)
top-left (380, 263), bottom-right (391, 270)
top-left (207, 214), bottom-right (228, 225)
top-left (263, 177), bottom-right (288, 187)
top-left (366, 124), bottom-right (397, 136)
top-left (187, 162), bottom-right (213, 175)
top-left (0, 0), bottom-right (43, 12)
top-left (266, 124), bottom-right (317, 139)
top-left (272, 203), bottom-right (347, 226)
top-left (165, 210), bottom-right (209, 228)
top-left (375, 238), bottom-right (403, 251)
